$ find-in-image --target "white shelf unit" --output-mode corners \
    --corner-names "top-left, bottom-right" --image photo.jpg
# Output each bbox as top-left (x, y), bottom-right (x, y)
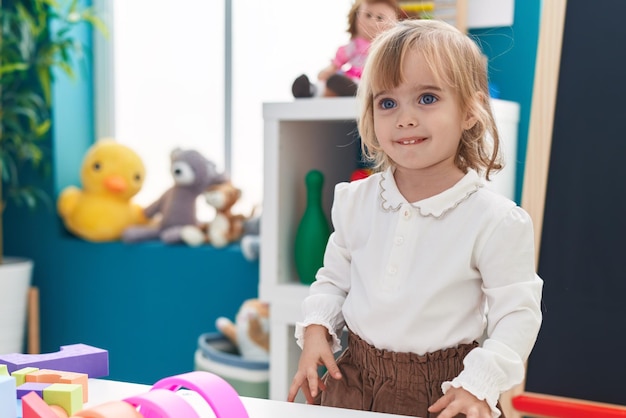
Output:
top-left (260, 96), bottom-right (520, 401)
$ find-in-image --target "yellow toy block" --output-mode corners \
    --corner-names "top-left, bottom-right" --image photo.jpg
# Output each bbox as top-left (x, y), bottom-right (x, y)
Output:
top-left (12, 366), bottom-right (38, 386)
top-left (43, 383), bottom-right (83, 416)
top-left (26, 368), bottom-right (89, 402)
top-left (0, 364), bottom-right (8, 376)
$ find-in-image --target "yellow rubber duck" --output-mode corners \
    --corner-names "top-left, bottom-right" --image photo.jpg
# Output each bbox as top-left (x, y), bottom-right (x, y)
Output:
top-left (58, 139), bottom-right (147, 242)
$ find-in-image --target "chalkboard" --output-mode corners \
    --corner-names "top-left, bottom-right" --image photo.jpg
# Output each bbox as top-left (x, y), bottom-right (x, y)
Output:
top-left (521, 0), bottom-right (626, 408)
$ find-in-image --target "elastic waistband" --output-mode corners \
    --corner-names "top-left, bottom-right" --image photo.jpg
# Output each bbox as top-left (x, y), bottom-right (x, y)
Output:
top-left (346, 331), bottom-right (478, 382)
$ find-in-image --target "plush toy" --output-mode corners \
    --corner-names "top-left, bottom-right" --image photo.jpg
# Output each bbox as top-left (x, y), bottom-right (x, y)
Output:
top-left (57, 138), bottom-right (147, 242)
top-left (122, 148), bottom-right (227, 244)
top-left (181, 182), bottom-right (262, 250)
top-left (216, 299), bottom-right (270, 362)
top-left (240, 215), bottom-right (261, 262)
top-left (291, 0), bottom-right (403, 98)
top-left (180, 181), bottom-right (246, 248)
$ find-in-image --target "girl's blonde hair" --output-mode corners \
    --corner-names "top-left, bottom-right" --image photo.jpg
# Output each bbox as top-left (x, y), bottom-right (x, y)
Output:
top-left (357, 19), bottom-right (502, 179)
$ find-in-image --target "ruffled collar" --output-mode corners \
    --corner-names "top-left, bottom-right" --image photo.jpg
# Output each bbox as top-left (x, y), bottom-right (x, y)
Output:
top-left (378, 167), bottom-right (483, 218)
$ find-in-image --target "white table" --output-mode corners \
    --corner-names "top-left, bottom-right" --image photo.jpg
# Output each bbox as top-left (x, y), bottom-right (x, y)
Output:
top-left (86, 378), bottom-right (413, 418)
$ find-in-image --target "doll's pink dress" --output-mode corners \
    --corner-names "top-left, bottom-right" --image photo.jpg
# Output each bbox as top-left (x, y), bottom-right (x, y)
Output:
top-left (331, 36), bottom-right (371, 81)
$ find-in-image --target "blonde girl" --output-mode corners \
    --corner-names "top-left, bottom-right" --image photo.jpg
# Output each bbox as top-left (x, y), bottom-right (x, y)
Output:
top-left (288, 19), bottom-right (543, 418)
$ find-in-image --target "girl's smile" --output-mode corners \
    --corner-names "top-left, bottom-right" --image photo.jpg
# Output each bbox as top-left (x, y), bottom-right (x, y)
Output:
top-left (397, 136), bottom-right (427, 145)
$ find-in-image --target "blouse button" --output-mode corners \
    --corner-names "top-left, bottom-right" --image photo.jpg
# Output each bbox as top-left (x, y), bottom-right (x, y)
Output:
top-left (395, 236), bottom-right (404, 245)
top-left (403, 210), bottom-right (411, 220)
top-left (387, 265), bottom-right (397, 275)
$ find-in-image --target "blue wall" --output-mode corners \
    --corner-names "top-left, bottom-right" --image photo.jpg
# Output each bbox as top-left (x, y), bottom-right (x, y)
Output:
top-left (3, 1), bottom-right (540, 383)
top-left (470, 0), bottom-right (541, 202)
top-left (3, 4), bottom-right (260, 384)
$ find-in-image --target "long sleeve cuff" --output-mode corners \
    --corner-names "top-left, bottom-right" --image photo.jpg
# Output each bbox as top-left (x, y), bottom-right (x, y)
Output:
top-left (295, 318), bottom-right (343, 353)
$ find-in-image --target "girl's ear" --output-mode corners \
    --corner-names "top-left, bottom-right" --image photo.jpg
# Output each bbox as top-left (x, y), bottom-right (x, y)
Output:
top-left (462, 109), bottom-right (478, 131)
top-left (462, 92), bottom-right (484, 130)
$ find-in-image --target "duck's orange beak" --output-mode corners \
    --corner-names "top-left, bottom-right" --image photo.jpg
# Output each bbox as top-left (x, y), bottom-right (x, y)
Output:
top-left (104, 175), bottom-right (128, 193)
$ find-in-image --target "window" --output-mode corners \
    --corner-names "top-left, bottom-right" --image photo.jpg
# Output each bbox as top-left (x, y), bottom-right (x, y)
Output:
top-left (96, 0), bottom-right (353, 220)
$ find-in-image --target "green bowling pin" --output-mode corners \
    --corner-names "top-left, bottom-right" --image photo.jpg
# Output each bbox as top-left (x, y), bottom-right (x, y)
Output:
top-left (294, 170), bottom-right (331, 285)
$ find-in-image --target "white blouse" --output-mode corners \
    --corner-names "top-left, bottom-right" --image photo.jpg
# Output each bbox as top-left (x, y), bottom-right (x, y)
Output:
top-left (295, 168), bottom-right (543, 417)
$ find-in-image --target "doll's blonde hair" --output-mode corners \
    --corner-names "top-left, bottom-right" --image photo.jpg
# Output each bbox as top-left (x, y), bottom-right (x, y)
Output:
top-left (347, 0), bottom-right (405, 37)
top-left (357, 19), bottom-right (503, 179)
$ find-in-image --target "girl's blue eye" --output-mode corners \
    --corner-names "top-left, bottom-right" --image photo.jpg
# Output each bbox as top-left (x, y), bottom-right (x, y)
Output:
top-left (419, 94), bottom-right (437, 105)
top-left (379, 98), bottom-right (396, 109)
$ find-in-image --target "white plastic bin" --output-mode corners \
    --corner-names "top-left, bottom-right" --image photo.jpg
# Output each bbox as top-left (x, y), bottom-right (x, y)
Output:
top-left (488, 99), bottom-right (520, 200)
top-left (194, 333), bottom-right (269, 399)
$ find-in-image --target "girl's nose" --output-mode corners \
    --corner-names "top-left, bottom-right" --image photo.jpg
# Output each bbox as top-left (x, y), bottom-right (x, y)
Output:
top-left (396, 111), bottom-right (417, 128)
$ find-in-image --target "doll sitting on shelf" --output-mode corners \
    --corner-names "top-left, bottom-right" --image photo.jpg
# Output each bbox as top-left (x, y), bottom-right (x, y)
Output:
top-left (292, 0), bottom-right (404, 98)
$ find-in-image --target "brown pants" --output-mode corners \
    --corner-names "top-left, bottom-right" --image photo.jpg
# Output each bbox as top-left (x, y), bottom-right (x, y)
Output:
top-left (315, 331), bottom-right (504, 418)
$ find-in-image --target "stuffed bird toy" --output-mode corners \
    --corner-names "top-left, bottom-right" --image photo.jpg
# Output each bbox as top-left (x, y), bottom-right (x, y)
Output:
top-left (57, 139), bottom-right (147, 242)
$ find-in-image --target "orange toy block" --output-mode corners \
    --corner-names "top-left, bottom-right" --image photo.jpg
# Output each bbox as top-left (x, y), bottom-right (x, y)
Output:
top-left (22, 391), bottom-right (58, 418)
top-left (49, 405), bottom-right (69, 418)
top-left (13, 367), bottom-right (39, 386)
top-left (42, 383), bottom-right (83, 416)
top-left (72, 400), bottom-right (143, 417)
top-left (26, 369), bottom-right (89, 402)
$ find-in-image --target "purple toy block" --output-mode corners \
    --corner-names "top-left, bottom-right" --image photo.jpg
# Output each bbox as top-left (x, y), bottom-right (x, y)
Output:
top-left (16, 382), bottom-right (51, 399)
top-left (0, 344), bottom-right (109, 378)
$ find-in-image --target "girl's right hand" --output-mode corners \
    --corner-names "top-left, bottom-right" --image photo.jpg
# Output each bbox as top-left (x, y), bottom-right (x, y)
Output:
top-left (287, 324), bottom-right (343, 403)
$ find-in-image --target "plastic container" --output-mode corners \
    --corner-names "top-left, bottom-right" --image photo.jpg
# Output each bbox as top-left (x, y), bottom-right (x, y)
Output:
top-left (194, 333), bottom-right (269, 399)
top-left (487, 99), bottom-right (520, 201)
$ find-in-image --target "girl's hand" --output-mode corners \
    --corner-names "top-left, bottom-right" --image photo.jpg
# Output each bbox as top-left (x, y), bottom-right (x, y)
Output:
top-left (287, 325), bottom-right (342, 403)
top-left (428, 387), bottom-right (492, 418)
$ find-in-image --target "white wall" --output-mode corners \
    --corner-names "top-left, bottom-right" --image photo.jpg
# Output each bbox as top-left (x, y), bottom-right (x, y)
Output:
top-left (99, 0), bottom-right (353, 220)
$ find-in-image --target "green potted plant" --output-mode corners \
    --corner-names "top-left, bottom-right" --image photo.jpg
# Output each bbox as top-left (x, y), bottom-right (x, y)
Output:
top-left (0, 0), bottom-right (104, 353)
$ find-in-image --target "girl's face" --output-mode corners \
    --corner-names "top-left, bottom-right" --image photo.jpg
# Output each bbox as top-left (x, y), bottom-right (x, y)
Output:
top-left (356, 3), bottom-right (397, 41)
top-left (372, 49), bottom-right (475, 178)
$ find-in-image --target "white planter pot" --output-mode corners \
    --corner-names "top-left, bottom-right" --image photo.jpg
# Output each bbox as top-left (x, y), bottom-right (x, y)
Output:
top-left (0, 257), bottom-right (33, 354)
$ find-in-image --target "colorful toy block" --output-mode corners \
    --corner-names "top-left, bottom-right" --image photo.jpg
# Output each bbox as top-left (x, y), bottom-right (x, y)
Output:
top-left (1, 364), bottom-right (9, 376)
top-left (21, 391), bottom-right (57, 418)
top-left (72, 401), bottom-right (142, 418)
top-left (42, 383), bottom-right (83, 416)
top-left (1, 375), bottom-right (17, 418)
top-left (26, 369), bottom-right (89, 402)
top-left (124, 388), bottom-right (200, 417)
top-left (16, 382), bottom-right (50, 399)
top-left (48, 405), bottom-right (69, 418)
top-left (152, 371), bottom-right (249, 418)
top-left (13, 368), bottom-right (38, 386)
top-left (0, 344), bottom-right (108, 378)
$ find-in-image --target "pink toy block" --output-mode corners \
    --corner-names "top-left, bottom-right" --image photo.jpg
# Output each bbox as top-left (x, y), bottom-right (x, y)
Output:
top-left (17, 383), bottom-right (51, 399)
top-left (42, 383), bottom-right (83, 416)
top-left (1, 375), bottom-right (17, 418)
top-left (21, 391), bottom-right (57, 418)
top-left (26, 369), bottom-right (89, 402)
top-left (124, 388), bottom-right (200, 418)
top-left (0, 344), bottom-right (108, 378)
top-left (72, 401), bottom-right (142, 418)
top-left (151, 371), bottom-right (249, 418)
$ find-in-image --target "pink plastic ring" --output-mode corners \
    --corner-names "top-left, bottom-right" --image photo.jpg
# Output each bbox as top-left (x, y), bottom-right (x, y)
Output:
top-left (151, 371), bottom-right (248, 418)
top-left (72, 400), bottom-right (143, 418)
top-left (124, 388), bottom-right (200, 418)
